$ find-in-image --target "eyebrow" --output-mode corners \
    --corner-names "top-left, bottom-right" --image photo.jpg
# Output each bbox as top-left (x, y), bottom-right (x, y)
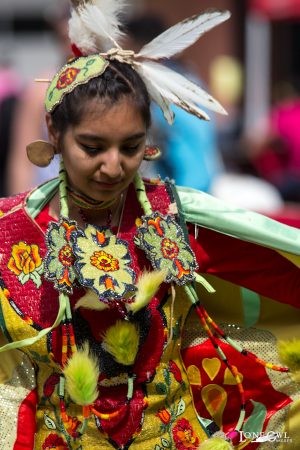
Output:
top-left (77, 132), bottom-right (146, 142)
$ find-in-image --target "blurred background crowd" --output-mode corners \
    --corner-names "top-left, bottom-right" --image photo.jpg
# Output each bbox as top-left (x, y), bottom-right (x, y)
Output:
top-left (1, 0), bottom-right (300, 225)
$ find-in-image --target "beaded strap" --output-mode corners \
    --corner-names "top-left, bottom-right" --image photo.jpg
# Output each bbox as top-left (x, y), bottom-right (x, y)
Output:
top-left (58, 158), bottom-right (93, 434)
top-left (198, 302), bottom-right (289, 373)
top-left (59, 157), bottom-right (69, 218)
top-left (133, 172), bottom-right (152, 215)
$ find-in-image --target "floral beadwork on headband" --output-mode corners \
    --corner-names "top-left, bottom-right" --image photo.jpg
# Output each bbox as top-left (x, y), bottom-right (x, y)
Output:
top-left (45, 55), bottom-right (109, 113)
top-left (135, 212), bottom-right (198, 285)
top-left (44, 218), bottom-right (79, 294)
top-left (73, 224), bottom-right (137, 300)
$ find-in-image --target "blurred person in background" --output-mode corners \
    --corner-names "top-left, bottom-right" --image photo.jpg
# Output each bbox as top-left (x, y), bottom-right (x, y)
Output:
top-left (245, 89), bottom-right (300, 203)
top-left (125, 16), bottom-right (224, 192)
top-left (0, 62), bottom-right (21, 197)
top-left (6, 0), bottom-right (72, 196)
top-left (208, 55), bottom-right (286, 215)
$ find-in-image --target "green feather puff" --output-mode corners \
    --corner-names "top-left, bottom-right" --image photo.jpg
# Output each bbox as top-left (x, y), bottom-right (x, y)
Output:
top-left (126, 270), bottom-right (167, 314)
top-left (102, 320), bottom-right (140, 366)
top-left (75, 288), bottom-right (110, 311)
top-left (199, 437), bottom-right (233, 450)
top-left (277, 338), bottom-right (300, 373)
top-left (63, 342), bottom-right (100, 405)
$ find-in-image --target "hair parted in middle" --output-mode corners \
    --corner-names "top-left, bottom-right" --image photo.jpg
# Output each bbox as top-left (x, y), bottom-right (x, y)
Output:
top-left (51, 59), bottom-right (151, 137)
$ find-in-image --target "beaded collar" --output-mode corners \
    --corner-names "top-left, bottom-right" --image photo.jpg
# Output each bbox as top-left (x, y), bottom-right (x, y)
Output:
top-left (67, 184), bottom-right (119, 211)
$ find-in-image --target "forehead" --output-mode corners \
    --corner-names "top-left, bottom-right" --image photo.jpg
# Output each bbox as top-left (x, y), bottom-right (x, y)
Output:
top-left (74, 98), bottom-right (146, 137)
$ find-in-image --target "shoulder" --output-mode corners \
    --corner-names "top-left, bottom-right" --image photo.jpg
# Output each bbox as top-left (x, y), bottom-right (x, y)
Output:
top-left (0, 178), bottom-right (60, 220)
top-left (0, 190), bottom-right (32, 216)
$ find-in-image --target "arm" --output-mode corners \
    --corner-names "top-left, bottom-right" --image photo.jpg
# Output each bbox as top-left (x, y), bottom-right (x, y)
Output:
top-left (188, 222), bottom-right (300, 308)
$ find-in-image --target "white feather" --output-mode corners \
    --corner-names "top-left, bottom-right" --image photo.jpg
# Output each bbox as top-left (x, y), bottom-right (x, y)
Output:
top-left (137, 9), bottom-right (231, 60)
top-left (139, 74), bottom-right (175, 125)
top-left (136, 61), bottom-right (227, 119)
top-left (69, 0), bottom-right (124, 54)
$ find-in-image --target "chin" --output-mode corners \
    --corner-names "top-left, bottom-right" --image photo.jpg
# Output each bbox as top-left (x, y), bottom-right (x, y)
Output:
top-left (89, 187), bottom-right (122, 202)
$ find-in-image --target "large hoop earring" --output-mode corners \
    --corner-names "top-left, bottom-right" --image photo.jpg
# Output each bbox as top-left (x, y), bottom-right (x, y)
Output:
top-left (143, 146), bottom-right (162, 161)
top-left (26, 140), bottom-right (55, 167)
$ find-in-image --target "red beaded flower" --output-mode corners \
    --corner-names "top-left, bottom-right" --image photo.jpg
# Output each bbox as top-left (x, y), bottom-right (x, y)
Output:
top-left (42, 433), bottom-right (68, 450)
top-left (59, 244), bottom-right (75, 267)
top-left (156, 407), bottom-right (171, 425)
top-left (161, 238), bottom-right (179, 260)
top-left (169, 360), bottom-right (183, 384)
top-left (172, 418), bottom-right (199, 450)
top-left (57, 68), bottom-right (80, 90)
top-left (43, 373), bottom-right (60, 398)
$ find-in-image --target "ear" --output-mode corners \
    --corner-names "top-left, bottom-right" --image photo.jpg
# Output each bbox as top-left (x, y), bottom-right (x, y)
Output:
top-left (45, 113), bottom-right (60, 153)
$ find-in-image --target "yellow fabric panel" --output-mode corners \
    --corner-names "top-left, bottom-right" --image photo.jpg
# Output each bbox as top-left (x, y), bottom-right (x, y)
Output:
top-left (278, 398), bottom-right (300, 450)
top-left (277, 250), bottom-right (300, 269)
top-left (194, 273), bottom-right (245, 327)
top-left (255, 295), bottom-right (300, 341)
top-left (0, 330), bottom-right (23, 385)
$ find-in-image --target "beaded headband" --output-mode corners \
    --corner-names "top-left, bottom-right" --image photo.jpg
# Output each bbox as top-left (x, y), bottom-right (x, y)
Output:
top-left (45, 55), bottom-right (108, 113)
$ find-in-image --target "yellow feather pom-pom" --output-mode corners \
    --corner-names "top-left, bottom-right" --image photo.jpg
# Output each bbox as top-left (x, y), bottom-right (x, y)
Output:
top-left (127, 270), bottom-right (167, 314)
top-left (102, 320), bottom-right (139, 366)
top-left (199, 437), bottom-right (233, 450)
top-left (277, 338), bottom-right (300, 373)
top-left (75, 289), bottom-right (110, 311)
top-left (63, 342), bottom-right (99, 406)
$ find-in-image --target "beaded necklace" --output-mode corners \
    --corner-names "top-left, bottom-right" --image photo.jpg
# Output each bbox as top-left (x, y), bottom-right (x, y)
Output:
top-left (67, 184), bottom-right (119, 211)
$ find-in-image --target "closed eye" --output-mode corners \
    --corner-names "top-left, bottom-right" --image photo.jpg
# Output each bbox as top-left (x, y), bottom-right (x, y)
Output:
top-left (122, 144), bottom-right (140, 153)
top-left (81, 144), bottom-right (103, 155)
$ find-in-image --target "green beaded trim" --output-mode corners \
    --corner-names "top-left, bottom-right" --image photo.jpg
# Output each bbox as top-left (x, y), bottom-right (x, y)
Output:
top-left (133, 172), bottom-right (153, 215)
top-left (59, 158), bottom-right (69, 218)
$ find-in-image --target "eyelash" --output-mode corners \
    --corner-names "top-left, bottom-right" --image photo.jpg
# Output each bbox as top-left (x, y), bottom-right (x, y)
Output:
top-left (123, 144), bottom-right (139, 153)
top-left (81, 144), bottom-right (140, 154)
top-left (81, 145), bottom-right (101, 154)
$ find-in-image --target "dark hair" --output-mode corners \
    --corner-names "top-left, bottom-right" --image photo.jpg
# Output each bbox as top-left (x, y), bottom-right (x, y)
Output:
top-left (51, 59), bottom-right (151, 138)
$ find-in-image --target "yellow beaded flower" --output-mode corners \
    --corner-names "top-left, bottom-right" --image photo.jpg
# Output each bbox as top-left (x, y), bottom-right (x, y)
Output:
top-left (74, 225), bottom-right (137, 300)
top-left (7, 241), bottom-right (43, 288)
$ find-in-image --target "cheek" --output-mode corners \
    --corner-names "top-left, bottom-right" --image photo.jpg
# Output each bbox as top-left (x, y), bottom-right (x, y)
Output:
top-left (63, 150), bottom-right (92, 178)
top-left (124, 155), bottom-right (144, 176)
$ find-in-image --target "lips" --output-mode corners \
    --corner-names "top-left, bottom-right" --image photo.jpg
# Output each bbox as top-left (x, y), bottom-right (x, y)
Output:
top-left (94, 180), bottom-right (120, 189)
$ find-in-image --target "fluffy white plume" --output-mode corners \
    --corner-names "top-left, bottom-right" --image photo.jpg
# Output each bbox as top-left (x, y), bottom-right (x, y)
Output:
top-left (69, 0), bottom-right (124, 55)
top-left (137, 9), bottom-right (231, 60)
top-left (136, 61), bottom-right (227, 121)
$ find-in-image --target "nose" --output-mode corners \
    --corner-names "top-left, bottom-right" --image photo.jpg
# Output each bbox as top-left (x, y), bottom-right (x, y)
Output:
top-left (100, 147), bottom-right (122, 179)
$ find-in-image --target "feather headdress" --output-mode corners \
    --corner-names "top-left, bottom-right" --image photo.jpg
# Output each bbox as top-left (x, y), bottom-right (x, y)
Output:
top-left (68, 1), bottom-right (230, 123)
top-left (69, 0), bottom-right (125, 54)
